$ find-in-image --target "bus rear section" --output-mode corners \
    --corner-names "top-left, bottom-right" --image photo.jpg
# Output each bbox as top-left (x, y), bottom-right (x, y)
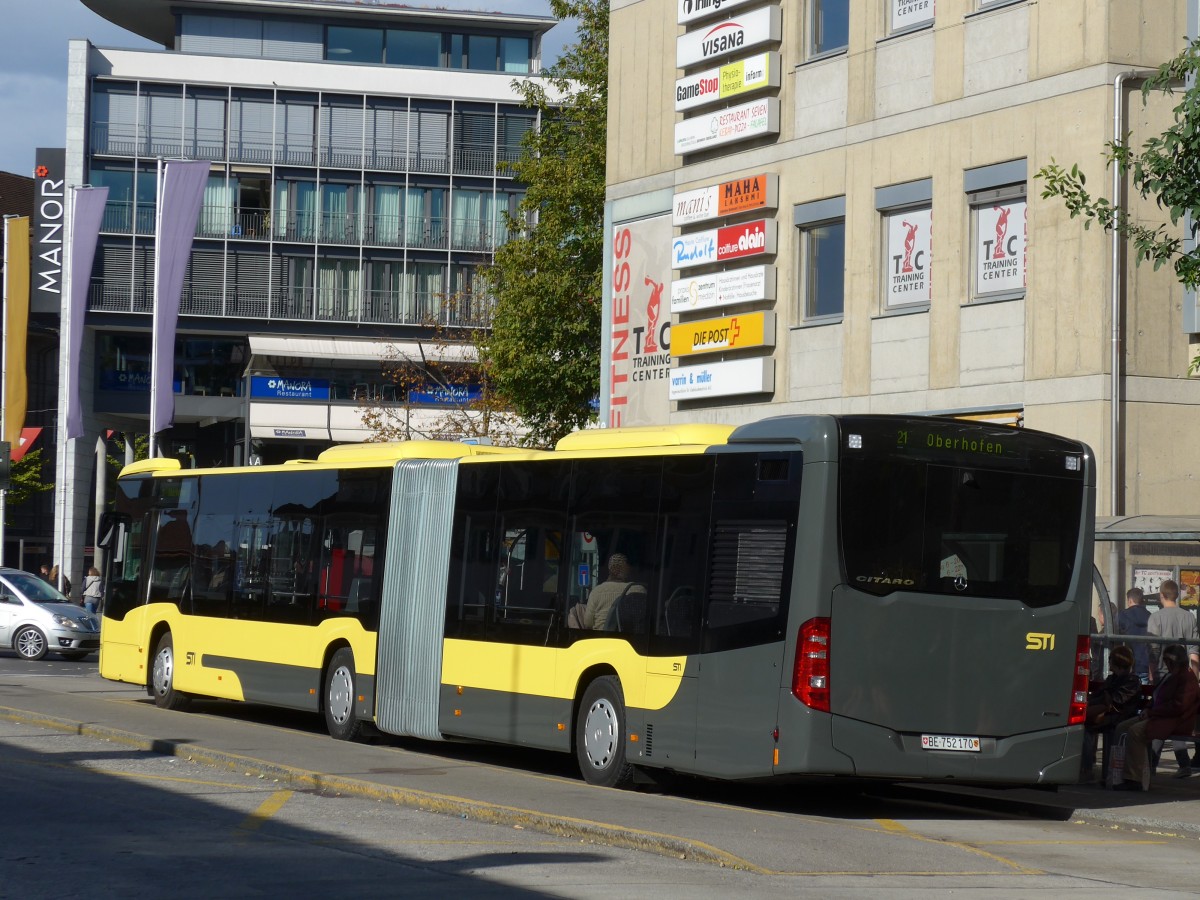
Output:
top-left (778, 416), bottom-right (1094, 785)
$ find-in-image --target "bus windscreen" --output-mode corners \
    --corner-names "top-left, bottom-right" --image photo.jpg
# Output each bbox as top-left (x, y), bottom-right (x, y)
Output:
top-left (839, 418), bottom-right (1085, 606)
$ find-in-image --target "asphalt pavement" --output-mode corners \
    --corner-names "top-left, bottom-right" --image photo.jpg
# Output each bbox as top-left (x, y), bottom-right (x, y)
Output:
top-left (3, 680), bottom-right (1200, 873)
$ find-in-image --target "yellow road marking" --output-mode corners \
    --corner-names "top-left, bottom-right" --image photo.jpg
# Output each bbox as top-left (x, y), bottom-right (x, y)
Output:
top-left (237, 790), bottom-right (293, 832)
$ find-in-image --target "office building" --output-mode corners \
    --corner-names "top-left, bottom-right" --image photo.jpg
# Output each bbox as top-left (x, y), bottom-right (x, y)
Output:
top-left (602, 0), bottom-right (1199, 521)
top-left (54, 0), bottom-right (556, 586)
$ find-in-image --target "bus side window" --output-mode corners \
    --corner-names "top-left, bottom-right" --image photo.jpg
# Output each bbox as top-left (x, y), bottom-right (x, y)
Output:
top-left (649, 456), bottom-right (714, 656)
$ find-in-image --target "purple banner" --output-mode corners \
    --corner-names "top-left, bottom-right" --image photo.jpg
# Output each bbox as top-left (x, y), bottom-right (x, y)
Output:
top-left (152, 159), bottom-right (210, 436)
top-left (65, 186), bottom-right (109, 440)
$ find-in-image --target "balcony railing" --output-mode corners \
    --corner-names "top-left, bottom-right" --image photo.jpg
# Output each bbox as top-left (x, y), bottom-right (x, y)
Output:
top-left (100, 201), bottom-right (508, 255)
top-left (89, 281), bottom-right (493, 328)
top-left (91, 121), bottom-right (521, 178)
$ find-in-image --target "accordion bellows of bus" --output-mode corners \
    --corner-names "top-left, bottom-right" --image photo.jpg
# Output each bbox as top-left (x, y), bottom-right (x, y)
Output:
top-left (97, 414), bottom-right (1095, 788)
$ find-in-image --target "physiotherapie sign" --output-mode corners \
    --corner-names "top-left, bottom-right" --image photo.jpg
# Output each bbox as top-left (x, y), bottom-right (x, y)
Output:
top-left (673, 173), bottom-right (778, 226)
top-left (675, 52), bottom-right (779, 112)
top-left (676, 6), bottom-right (781, 69)
top-left (675, 97), bottom-right (778, 155)
top-left (671, 264), bottom-right (775, 313)
top-left (671, 311), bottom-right (775, 357)
top-left (673, 218), bottom-right (777, 270)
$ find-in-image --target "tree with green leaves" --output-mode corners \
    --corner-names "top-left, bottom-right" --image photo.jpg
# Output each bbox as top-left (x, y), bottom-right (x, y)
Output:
top-left (1037, 40), bottom-right (1200, 367)
top-left (361, 292), bottom-right (524, 446)
top-left (3, 449), bottom-right (55, 523)
top-left (481, 0), bottom-right (607, 448)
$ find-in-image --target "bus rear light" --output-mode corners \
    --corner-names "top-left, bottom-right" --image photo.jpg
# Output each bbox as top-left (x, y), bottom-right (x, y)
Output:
top-left (1069, 635), bottom-right (1089, 726)
top-left (793, 617), bottom-right (831, 712)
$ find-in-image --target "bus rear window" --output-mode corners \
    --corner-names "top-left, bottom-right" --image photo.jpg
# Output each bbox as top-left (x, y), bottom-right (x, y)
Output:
top-left (839, 458), bottom-right (1083, 606)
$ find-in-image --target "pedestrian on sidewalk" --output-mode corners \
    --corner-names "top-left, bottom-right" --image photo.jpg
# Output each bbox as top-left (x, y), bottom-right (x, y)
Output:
top-left (82, 567), bottom-right (103, 615)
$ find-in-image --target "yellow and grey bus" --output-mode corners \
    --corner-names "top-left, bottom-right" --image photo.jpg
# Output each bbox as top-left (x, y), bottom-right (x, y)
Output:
top-left (98, 414), bottom-right (1094, 787)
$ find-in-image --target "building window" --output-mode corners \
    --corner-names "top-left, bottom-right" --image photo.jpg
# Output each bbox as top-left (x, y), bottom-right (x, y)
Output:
top-left (386, 28), bottom-right (441, 67)
top-left (876, 179), bottom-right (932, 310)
top-left (809, 0), bottom-right (849, 57)
top-left (326, 26), bottom-right (384, 64)
top-left (965, 160), bottom-right (1027, 302)
top-left (501, 36), bottom-right (532, 73)
top-left (887, 0), bottom-right (934, 35)
top-left (795, 196), bottom-right (846, 321)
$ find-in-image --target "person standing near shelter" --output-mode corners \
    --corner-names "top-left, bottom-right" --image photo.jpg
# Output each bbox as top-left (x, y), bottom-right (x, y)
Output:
top-left (1112, 644), bottom-right (1200, 790)
top-left (1119, 587), bottom-right (1153, 684)
top-left (1147, 580), bottom-right (1200, 681)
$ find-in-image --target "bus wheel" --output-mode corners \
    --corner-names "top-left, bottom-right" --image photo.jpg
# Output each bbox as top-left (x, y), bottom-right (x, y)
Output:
top-left (324, 648), bottom-right (363, 742)
top-left (575, 676), bottom-right (634, 788)
top-left (150, 632), bottom-right (189, 710)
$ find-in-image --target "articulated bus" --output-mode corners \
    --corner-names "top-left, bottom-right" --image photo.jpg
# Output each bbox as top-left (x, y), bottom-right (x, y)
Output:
top-left (98, 414), bottom-right (1095, 787)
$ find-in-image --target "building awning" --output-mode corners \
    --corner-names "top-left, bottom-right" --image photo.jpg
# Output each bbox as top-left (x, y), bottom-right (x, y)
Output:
top-left (247, 335), bottom-right (475, 370)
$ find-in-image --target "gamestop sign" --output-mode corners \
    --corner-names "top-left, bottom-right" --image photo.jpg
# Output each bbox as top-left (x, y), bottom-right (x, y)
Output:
top-left (675, 52), bottom-right (778, 112)
top-left (675, 97), bottom-right (779, 155)
top-left (673, 218), bottom-right (777, 270)
top-left (677, 6), bottom-right (781, 68)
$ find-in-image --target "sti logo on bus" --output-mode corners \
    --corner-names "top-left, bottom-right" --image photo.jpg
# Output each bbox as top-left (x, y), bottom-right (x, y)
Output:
top-left (1025, 632), bottom-right (1055, 650)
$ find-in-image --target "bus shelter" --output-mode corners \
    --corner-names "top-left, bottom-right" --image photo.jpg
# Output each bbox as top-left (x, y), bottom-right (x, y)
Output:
top-left (1091, 515), bottom-right (1200, 669)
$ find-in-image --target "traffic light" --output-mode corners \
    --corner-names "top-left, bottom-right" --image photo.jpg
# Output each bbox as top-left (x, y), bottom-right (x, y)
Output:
top-left (0, 441), bottom-right (9, 490)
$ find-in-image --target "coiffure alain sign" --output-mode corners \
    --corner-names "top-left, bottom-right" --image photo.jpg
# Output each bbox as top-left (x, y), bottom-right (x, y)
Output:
top-left (672, 218), bottom-right (777, 270)
top-left (677, 5), bottom-right (781, 68)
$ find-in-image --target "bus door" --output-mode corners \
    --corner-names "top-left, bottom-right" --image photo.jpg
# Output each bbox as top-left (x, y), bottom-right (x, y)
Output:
top-left (693, 518), bottom-right (793, 779)
top-left (693, 453), bottom-right (799, 779)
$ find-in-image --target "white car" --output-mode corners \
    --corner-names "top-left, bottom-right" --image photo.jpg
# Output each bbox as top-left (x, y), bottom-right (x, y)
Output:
top-left (0, 567), bottom-right (100, 661)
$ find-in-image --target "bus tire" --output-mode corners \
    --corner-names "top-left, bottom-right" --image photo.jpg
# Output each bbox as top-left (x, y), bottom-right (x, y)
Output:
top-left (324, 647), bottom-right (363, 742)
top-left (576, 675), bottom-right (634, 789)
top-left (150, 632), bottom-right (190, 710)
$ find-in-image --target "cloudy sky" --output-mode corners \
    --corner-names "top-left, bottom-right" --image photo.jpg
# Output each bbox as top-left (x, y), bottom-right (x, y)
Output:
top-left (0, 0), bottom-right (573, 176)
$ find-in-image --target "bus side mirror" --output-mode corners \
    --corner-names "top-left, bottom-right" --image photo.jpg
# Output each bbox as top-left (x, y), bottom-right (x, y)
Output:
top-left (98, 512), bottom-right (129, 563)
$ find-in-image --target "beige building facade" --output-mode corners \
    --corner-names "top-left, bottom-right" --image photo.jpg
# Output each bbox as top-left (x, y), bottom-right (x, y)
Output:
top-left (601, 0), bottom-right (1200, 520)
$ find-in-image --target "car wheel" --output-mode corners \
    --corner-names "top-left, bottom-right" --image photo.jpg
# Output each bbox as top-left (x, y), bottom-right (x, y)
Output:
top-left (14, 626), bottom-right (48, 661)
top-left (324, 647), bottom-right (363, 741)
top-left (150, 632), bottom-right (190, 710)
top-left (58, 651), bottom-right (91, 661)
top-left (575, 675), bottom-right (635, 788)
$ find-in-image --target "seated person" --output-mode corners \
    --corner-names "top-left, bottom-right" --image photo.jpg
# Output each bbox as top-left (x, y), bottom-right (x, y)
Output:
top-left (575, 553), bottom-right (645, 631)
top-left (1112, 643), bottom-right (1200, 791)
top-left (1080, 644), bottom-right (1140, 782)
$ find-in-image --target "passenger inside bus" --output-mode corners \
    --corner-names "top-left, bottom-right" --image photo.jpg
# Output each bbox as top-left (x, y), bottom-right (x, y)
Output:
top-left (576, 553), bottom-right (646, 631)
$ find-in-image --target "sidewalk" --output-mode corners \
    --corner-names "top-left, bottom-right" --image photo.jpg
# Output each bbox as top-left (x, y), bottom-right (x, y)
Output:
top-left (3, 685), bottom-right (1200, 872)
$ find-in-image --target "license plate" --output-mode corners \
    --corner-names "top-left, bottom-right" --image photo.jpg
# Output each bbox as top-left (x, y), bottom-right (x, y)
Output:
top-left (921, 734), bottom-right (981, 752)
